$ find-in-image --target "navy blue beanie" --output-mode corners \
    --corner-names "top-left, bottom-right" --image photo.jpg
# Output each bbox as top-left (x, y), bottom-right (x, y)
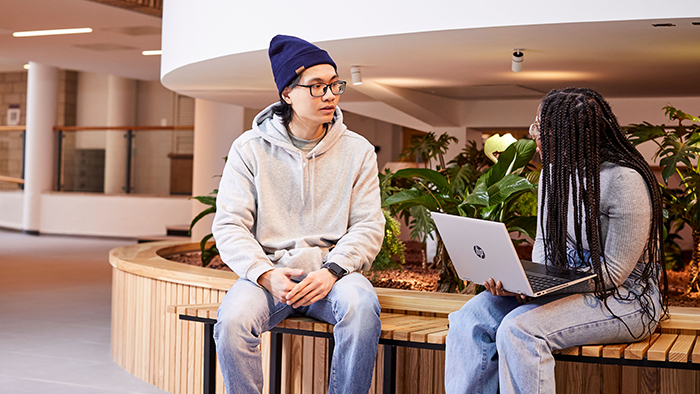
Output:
top-left (269, 35), bottom-right (337, 96)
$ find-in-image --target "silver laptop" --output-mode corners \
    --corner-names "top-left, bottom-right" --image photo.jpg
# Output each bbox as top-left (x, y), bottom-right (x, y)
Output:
top-left (432, 212), bottom-right (596, 297)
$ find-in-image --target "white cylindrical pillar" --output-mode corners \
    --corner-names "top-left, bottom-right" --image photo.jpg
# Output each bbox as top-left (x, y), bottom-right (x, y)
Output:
top-left (190, 99), bottom-right (245, 240)
top-left (22, 62), bottom-right (59, 234)
top-left (103, 75), bottom-right (136, 194)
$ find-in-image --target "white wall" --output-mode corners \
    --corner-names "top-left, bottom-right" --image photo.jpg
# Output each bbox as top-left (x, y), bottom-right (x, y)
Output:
top-left (0, 190), bottom-right (24, 229)
top-left (132, 80), bottom-right (178, 195)
top-left (76, 72), bottom-right (109, 149)
top-left (342, 110), bottom-right (401, 168)
top-left (39, 193), bottom-right (190, 237)
top-left (136, 80), bottom-right (176, 126)
top-left (0, 190), bottom-right (190, 237)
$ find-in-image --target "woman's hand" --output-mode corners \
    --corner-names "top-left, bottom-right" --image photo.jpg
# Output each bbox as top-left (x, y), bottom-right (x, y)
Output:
top-left (483, 278), bottom-right (529, 302)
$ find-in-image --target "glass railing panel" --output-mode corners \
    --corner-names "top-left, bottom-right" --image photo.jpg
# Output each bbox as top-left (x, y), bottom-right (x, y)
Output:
top-left (0, 127), bottom-right (25, 190)
top-left (56, 126), bottom-right (194, 196)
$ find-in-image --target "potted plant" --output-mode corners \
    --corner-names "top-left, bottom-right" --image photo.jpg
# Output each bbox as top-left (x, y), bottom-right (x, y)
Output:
top-left (382, 133), bottom-right (539, 292)
top-left (628, 106), bottom-right (700, 293)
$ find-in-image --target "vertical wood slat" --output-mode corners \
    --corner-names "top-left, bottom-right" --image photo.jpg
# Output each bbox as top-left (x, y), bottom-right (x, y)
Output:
top-left (418, 349), bottom-right (434, 394)
top-left (313, 336), bottom-right (326, 394)
top-left (302, 336), bottom-right (314, 393)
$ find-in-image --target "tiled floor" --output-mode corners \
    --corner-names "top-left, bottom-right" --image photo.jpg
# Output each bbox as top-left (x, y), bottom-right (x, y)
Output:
top-left (0, 229), bottom-right (170, 394)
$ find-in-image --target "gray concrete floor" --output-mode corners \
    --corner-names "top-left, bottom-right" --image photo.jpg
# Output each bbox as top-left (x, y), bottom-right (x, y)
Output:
top-left (0, 229), bottom-right (170, 394)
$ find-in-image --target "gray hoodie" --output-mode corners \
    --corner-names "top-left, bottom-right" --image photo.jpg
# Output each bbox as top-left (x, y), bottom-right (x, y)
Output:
top-left (212, 104), bottom-right (385, 283)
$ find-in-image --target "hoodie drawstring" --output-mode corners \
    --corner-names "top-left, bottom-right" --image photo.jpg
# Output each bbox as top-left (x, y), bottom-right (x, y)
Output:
top-left (299, 152), bottom-right (305, 205)
top-left (298, 152), bottom-right (317, 223)
top-left (311, 153), bottom-right (316, 223)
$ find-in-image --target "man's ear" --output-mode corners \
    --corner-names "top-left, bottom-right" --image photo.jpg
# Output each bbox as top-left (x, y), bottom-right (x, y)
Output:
top-left (281, 87), bottom-right (293, 105)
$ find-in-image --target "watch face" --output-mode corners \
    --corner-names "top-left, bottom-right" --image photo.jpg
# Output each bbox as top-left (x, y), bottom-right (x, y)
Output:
top-left (327, 263), bottom-right (346, 278)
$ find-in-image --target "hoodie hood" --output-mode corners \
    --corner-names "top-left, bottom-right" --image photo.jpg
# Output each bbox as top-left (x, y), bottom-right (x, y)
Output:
top-left (251, 103), bottom-right (347, 159)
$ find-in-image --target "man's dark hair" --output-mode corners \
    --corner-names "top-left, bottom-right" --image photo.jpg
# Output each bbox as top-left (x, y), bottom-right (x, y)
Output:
top-left (538, 87), bottom-right (668, 339)
top-left (271, 73), bottom-right (302, 129)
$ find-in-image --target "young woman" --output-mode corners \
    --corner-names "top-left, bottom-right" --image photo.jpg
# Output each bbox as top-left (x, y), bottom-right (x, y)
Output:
top-left (445, 87), bottom-right (667, 394)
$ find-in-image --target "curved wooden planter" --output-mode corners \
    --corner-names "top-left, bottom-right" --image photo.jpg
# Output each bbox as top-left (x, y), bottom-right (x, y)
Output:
top-left (110, 241), bottom-right (237, 394)
top-left (111, 241), bottom-right (700, 394)
top-left (110, 241), bottom-right (452, 394)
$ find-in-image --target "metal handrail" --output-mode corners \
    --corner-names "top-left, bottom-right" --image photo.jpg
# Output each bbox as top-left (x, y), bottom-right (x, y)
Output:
top-left (0, 126), bottom-right (26, 132)
top-left (0, 175), bottom-right (24, 185)
top-left (53, 125), bottom-right (193, 131)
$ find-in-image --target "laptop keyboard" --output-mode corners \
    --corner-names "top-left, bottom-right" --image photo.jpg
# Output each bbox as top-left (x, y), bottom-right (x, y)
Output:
top-left (526, 273), bottom-right (570, 293)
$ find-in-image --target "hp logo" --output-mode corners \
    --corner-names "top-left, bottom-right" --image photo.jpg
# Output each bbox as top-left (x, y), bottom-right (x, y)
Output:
top-left (473, 245), bottom-right (486, 259)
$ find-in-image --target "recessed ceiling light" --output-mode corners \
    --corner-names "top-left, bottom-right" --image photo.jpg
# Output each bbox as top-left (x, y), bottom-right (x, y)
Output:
top-left (13, 27), bottom-right (93, 37)
top-left (142, 50), bottom-right (162, 56)
top-left (652, 23), bottom-right (676, 27)
top-left (23, 64), bottom-right (30, 70)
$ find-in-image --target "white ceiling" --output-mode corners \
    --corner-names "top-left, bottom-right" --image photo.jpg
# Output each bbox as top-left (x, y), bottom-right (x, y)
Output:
top-left (0, 1), bottom-right (698, 113)
top-left (0, 0), bottom-right (162, 79)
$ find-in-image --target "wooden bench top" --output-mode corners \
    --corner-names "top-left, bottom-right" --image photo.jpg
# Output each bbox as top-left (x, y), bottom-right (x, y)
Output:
top-left (168, 291), bottom-right (700, 366)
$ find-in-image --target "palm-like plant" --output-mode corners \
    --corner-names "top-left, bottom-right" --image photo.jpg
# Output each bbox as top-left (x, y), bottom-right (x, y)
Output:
top-left (628, 106), bottom-right (700, 293)
top-left (383, 138), bottom-right (539, 292)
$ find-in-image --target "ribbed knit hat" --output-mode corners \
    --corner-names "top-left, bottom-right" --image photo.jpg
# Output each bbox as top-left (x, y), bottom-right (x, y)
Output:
top-left (269, 35), bottom-right (337, 96)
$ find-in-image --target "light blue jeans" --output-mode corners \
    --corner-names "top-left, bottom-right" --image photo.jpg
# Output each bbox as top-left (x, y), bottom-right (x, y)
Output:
top-left (214, 272), bottom-right (381, 394)
top-left (445, 287), bottom-right (661, 394)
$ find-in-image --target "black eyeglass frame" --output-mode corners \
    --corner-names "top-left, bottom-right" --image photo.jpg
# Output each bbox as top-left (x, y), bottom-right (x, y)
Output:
top-left (296, 81), bottom-right (347, 97)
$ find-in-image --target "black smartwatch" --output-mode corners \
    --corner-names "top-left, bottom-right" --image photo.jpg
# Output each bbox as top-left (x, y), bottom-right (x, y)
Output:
top-left (321, 262), bottom-right (348, 279)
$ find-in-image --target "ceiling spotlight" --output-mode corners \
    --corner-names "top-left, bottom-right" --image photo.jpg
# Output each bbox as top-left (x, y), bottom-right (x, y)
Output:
top-left (512, 49), bottom-right (524, 73)
top-left (350, 65), bottom-right (363, 85)
top-left (23, 64), bottom-right (30, 70)
top-left (142, 50), bottom-right (162, 56)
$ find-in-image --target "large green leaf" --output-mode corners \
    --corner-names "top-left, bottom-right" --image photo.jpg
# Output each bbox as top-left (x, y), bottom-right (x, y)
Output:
top-left (504, 215), bottom-right (538, 239)
top-left (392, 168), bottom-right (451, 193)
top-left (446, 164), bottom-right (476, 198)
top-left (626, 122), bottom-right (666, 146)
top-left (461, 181), bottom-right (489, 207)
top-left (189, 206), bottom-right (216, 233)
top-left (382, 188), bottom-right (440, 212)
top-left (658, 133), bottom-right (700, 183)
top-left (191, 194), bottom-right (217, 207)
top-left (476, 139), bottom-right (536, 189)
top-left (485, 174), bottom-right (536, 206)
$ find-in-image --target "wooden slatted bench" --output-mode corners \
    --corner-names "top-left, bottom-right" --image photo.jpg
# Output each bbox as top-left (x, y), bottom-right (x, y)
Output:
top-left (168, 289), bottom-right (465, 394)
top-left (553, 306), bottom-right (700, 371)
top-left (169, 292), bottom-right (700, 394)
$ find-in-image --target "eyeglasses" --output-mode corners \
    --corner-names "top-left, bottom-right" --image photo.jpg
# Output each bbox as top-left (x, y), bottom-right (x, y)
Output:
top-left (296, 81), bottom-right (346, 97)
top-left (529, 117), bottom-right (540, 138)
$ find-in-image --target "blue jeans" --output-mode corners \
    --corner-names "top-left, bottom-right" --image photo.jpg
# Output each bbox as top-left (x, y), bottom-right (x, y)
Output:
top-left (214, 272), bottom-right (381, 394)
top-left (445, 287), bottom-right (661, 394)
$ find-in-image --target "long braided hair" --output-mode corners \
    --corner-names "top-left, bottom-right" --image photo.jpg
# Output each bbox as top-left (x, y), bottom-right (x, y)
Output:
top-left (538, 87), bottom-right (668, 338)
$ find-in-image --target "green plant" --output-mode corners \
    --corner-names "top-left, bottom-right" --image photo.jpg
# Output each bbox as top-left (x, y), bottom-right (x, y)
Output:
top-left (371, 209), bottom-right (406, 271)
top-left (189, 189), bottom-right (219, 267)
top-left (382, 137), bottom-right (539, 292)
top-left (627, 106), bottom-right (700, 292)
top-left (399, 131), bottom-right (458, 169)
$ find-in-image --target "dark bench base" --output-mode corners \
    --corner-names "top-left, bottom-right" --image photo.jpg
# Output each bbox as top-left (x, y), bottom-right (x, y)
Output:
top-left (179, 314), bottom-right (444, 394)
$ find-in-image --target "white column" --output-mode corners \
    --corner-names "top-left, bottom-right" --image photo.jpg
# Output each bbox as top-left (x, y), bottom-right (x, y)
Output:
top-left (190, 99), bottom-right (245, 240)
top-left (22, 62), bottom-right (59, 234)
top-left (103, 75), bottom-right (136, 194)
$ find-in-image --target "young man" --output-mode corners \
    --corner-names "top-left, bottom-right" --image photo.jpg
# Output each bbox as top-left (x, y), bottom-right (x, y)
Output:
top-left (212, 35), bottom-right (385, 394)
